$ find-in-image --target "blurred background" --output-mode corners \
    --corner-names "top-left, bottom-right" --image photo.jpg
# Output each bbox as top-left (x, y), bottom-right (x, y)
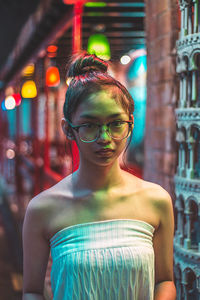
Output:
top-left (0, 0), bottom-right (200, 299)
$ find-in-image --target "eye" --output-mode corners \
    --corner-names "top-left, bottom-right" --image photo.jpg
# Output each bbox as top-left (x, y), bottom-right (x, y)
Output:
top-left (110, 120), bottom-right (124, 127)
top-left (82, 123), bottom-right (97, 129)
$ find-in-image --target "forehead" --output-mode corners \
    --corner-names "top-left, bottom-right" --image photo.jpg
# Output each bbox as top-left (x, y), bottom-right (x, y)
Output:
top-left (73, 90), bottom-right (128, 120)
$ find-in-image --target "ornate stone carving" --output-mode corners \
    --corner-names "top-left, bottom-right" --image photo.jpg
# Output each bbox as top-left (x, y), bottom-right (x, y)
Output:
top-left (175, 1), bottom-right (200, 298)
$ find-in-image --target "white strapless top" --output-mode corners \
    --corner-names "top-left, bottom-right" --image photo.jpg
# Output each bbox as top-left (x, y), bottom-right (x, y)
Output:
top-left (50, 219), bottom-right (155, 300)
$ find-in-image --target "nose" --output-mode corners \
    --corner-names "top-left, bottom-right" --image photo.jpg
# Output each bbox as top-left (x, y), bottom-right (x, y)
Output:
top-left (96, 125), bottom-right (111, 143)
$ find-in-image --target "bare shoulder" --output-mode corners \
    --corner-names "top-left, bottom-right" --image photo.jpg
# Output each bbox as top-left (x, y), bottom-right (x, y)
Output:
top-left (129, 174), bottom-right (169, 198)
top-left (127, 172), bottom-right (173, 208)
top-left (24, 174), bottom-right (73, 230)
top-left (142, 179), bottom-right (173, 208)
top-left (140, 179), bottom-right (174, 226)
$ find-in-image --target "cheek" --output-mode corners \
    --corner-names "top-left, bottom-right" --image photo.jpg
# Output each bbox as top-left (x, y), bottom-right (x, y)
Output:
top-left (75, 140), bottom-right (91, 153)
top-left (115, 139), bottom-right (127, 151)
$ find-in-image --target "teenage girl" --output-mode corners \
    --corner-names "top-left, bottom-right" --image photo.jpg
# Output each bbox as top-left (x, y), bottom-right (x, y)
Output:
top-left (23, 53), bottom-right (176, 300)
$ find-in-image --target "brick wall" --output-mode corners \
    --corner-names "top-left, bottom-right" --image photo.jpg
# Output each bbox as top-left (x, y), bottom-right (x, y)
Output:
top-left (144, 0), bottom-right (180, 200)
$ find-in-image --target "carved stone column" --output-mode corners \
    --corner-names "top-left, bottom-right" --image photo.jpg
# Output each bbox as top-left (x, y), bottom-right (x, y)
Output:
top-left (184, 4), bottom-right (189, 35)
top-left (193, 0), bottom-right (198, 33)
top-left (199, 213), bottom-right (200, 251)
top-left (181, 143), bottom-right (186, 176)
top-left (183, 75), bottom-right (187, 107)
top-left (184, 211), bottom-right (191, 249)
top-left (180, 76), bottom-right (183, 107)
top-left (181, 281), bottom-right (188, 300)
top-left (177, 206), bottom-right (184, 244)
top-left (177, 281), bottom-right (182, 300)
top-left (188, 72), bottom-right (192, 107)
top-left (197, 276), bottom-right (200, 294)
top-left (192, 71), bottom-right (197, 105)
top-left (175, 0), bottom-right (200, 299)
top-left (180, 5), bottom-right (185, 38)
top-left (188, 6), bottom-right (193, 34)
top-left (186, 137), bottom-right (195, 178)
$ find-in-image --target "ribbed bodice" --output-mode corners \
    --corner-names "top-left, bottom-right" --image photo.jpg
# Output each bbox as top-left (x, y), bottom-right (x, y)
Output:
top-left (50, 219), bottom-right (155, 300)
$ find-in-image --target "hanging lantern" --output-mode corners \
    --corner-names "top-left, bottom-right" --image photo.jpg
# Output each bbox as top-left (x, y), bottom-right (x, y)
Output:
top-left (21, 80), bottom-right (37, 98)
top-left (87, 33), bottom-right (111, 61)
top-left (13, 93), bottom-right (22, 106)
top-left (22, 64), bottom-right (35, 77)
top-left (5, 95), bottom-right (16, 110)
top-left (46, 66), bottom-right (60, 87)
top-left (63, 0), bottom-right (87, 4)
top-left (5, 86), bottom-right (14, 97)
top-left (47, 45), bottom-right (58, 58)
top-left (1, 100), bottom-right (6, 111)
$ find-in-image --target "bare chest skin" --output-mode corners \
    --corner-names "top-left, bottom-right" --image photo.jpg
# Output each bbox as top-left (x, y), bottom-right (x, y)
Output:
top-left (45, 178), bottom-right (160, 241)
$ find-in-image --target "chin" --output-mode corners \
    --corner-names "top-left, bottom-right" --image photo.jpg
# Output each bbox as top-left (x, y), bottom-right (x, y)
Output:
top-left (90, 155), bottom-right (119, 168)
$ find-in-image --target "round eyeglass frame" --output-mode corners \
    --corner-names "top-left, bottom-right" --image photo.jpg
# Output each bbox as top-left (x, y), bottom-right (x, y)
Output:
top-left (66, 119), bottom-right (133, 143)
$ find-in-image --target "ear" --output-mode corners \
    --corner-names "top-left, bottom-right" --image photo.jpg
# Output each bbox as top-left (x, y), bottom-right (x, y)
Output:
top-left (61, 118), bottom-right (75, 140)
top-left (130, 114), bottom-right (134, 129)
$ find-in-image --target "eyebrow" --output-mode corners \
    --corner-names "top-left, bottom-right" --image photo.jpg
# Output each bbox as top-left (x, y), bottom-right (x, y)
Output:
top-left (79, 113), bottom-right (126, 119)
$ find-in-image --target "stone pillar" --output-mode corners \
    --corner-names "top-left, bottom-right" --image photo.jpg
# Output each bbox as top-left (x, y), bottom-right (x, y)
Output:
top-left (188, 72), bottom-right (192, 106)
top-left (144, 0), bottom-right (179, 197)
top-left (177, 207), bottom-right (184, 244)
top-left (197, 276), bottom-right (200, 294)
top-left (186, 138), bottom-right (195, 179)
top-left (181, 281), bottom-right (189, 300)
top-left (188, 5), bottom-right (193, 35)
top-left (184, 211), bottom-right (191, 249)
top-left (184, 5), bottom-right (189, 35)
top-left (199, 213), bottom-right (200, 251)
top-left (177, 280), bottom-right (182, 300)
top-left (192, 71), bottom-right (197, 104)
top-left (181, 143), bottom-right (186, 176)
top-left (180, 76), bottom-right (183, 106)
top-left (178, 144), bottom-right (182, 175)
top-left (193, 0), bottom-right (198, 33)
top-left (198, 0), bottom-right (200, 32)
top-left (181, 6), bottom-right (185, 37)
top-left (183, 75), bottom-right (187, 107)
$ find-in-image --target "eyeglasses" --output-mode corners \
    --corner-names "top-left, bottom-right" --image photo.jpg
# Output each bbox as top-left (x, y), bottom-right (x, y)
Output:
top-left (66, 119), bottom-right (133, 143)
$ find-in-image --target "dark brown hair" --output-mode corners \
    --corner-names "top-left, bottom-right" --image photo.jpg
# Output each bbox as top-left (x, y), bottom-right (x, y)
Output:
top-left (63, 52), bottom-right (134, 121)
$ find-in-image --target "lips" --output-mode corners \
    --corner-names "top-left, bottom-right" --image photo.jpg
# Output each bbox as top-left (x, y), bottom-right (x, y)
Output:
top-left (95, 149), bottom-right (114, 156)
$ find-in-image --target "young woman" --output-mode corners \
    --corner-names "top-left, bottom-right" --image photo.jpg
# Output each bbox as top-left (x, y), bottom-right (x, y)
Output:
top-left (22, 53), bottom-right (176, 300)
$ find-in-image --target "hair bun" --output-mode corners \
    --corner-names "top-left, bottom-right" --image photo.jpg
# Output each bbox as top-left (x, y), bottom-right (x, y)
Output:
top-left (67, 52), bottom-right (108, 77)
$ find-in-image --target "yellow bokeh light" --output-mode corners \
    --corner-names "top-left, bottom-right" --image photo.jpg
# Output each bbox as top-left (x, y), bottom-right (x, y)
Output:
top-left (21, 80), bottom-right (37, 98)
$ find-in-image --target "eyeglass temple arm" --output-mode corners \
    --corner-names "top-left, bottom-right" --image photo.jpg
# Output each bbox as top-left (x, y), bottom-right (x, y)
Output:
top-left (65, 119), bottom-right (80, 132)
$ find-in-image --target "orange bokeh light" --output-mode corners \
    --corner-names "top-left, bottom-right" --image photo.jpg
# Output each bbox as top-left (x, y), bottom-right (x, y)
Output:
top-left (46, 66), bottom-right (60, 87)
top-left (47, 45), bottom-right (58, 53)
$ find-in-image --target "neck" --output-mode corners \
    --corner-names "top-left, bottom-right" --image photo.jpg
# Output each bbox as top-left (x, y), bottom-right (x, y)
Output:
top-left (73, 159), bottom-right (124, 193)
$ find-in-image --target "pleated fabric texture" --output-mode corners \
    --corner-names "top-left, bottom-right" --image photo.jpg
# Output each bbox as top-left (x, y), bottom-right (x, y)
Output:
top-left (50, 219), bottom-right (155, 300)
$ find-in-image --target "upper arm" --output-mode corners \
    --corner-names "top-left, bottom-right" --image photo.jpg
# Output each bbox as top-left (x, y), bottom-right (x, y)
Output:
top-left (153, 188), bottom-right (175, 284)
top-left (22, 199), bottom-right (50, 294)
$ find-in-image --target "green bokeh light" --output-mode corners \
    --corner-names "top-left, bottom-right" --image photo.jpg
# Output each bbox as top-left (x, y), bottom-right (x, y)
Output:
top-left (87, 34), bottom-right (111, 61)
top-left (85, 2), bottom-right (106, 7)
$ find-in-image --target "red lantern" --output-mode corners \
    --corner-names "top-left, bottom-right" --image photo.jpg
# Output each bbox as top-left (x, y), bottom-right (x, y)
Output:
top-left (47, 45), bottom-right (58, 58)
top-left (63, 0), bottom-right (87, 4)
top-left (13, 93), bottom-right (22, 106)
top-left (47, 45), bottom-right (58, 53)
top-left (46, 66), bottom-right (60, 87)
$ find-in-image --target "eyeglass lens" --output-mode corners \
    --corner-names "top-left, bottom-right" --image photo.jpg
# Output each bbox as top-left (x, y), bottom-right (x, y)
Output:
top-left (79, 122), bottom-right (130, 142)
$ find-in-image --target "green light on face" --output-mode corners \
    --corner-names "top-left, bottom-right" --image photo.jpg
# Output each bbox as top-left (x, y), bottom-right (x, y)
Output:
top-left (87, 33), bottom-right (111, 61)
top-left (85, 2), bottom-right (106, 7)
